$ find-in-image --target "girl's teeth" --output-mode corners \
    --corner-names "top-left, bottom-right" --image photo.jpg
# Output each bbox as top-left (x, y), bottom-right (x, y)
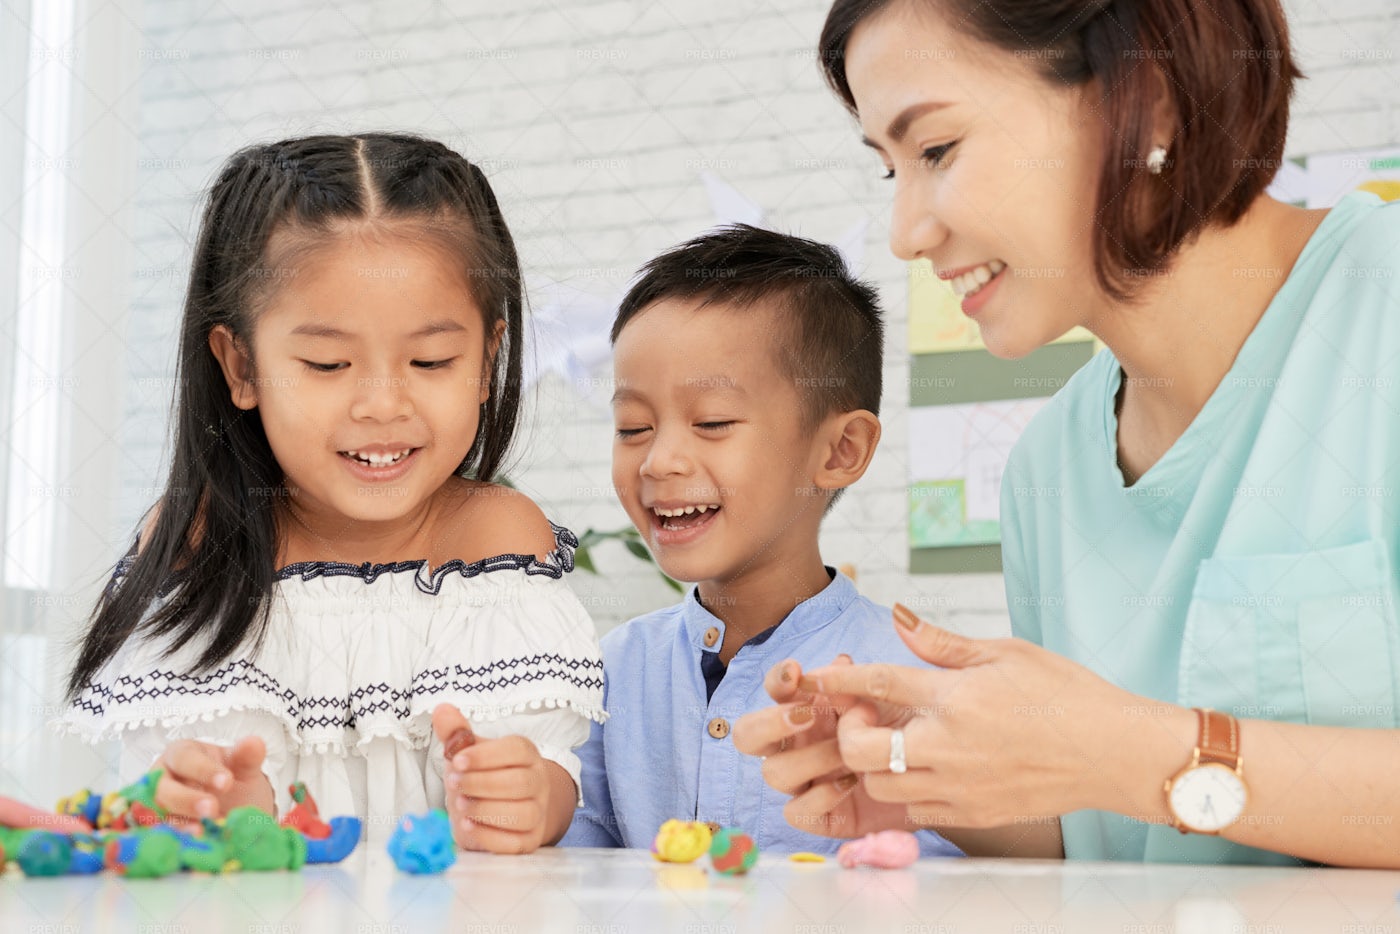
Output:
top-left (654, 504), bottom-right (718, 517)
top-left (345, 449), bottom-right (411, 467)
top-left (950, 259), bottom-right (1006, 297)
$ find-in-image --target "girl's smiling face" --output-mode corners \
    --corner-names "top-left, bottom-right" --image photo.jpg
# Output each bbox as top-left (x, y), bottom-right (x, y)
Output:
top-left (210, 227), bottom-right (501, 545)
top-left (845, 3), bottom-right (1109, 358)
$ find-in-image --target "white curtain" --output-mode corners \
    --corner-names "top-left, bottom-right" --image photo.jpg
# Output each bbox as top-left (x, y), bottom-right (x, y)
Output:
top-left (1, 0), bottom-right (142, 806)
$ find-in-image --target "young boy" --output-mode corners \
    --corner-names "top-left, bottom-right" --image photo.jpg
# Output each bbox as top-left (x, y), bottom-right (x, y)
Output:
top-left (560, 225), bottom-right (960, 857)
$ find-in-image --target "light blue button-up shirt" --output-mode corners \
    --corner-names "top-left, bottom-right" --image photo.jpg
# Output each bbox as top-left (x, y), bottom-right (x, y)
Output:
top-left (560, 570), bottom-right (963, 857)
top-left (1000, 191), bottom-right (1400, 864)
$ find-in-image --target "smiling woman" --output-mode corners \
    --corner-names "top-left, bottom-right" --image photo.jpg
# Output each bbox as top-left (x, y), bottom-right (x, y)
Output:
top-left (733, 0), bottom-right (1400, 869)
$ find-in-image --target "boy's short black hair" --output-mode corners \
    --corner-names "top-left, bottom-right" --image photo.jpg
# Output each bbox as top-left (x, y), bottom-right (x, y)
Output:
top-left (611, 224), bottom-right (884, 430)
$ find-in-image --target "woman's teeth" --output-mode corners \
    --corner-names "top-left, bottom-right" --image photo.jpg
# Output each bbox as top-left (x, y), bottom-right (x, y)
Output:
top-left (344, 449), bottom-right (412, 467)
top-left (949, 259), bottom-right (1006, 297)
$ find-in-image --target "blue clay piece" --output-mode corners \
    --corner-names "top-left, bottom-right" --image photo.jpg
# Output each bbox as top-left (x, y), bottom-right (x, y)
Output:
top-left (387, 809), bottom-right (455, 874)
top-left (305, 816), bottom-right (361, 864)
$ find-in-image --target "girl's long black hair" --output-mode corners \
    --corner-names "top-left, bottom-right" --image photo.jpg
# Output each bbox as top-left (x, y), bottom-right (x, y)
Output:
top-left (65, 133), bottom-right (525, 701)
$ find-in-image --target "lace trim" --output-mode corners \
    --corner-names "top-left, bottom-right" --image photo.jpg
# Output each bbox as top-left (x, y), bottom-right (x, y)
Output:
top-left (111, 523), bottom-right (579, 596)
top-left (67, 652), bottom-right (606, 749)
top-left (55, 695), bottom-right (607, 756)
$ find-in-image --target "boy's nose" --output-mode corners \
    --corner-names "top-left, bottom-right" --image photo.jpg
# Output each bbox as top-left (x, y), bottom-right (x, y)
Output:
top-left (639, 430), bottom-right (692, 478)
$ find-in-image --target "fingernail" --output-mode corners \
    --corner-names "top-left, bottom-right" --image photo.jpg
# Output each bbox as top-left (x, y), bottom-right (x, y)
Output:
top-left (444, 727), bottom-right (475, 759)
top-left (834, 774), bottom-right (858, 791)
top-left (796, 675), bottom-right (820, 694)
top-left (893, 603), bottom-right (922, 632)
top-left (785, 705), bottom-right (814, 726)
top-left (779, 662), bottom-right (796, 684)
top-left (453, 753), bottom-right (469, 771)
top-left (211, 771), bottom-right (231, 790)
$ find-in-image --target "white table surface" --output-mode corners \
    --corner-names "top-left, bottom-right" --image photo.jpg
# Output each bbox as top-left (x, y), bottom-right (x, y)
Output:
top-left (5, 846), bottom-right (1400, 933)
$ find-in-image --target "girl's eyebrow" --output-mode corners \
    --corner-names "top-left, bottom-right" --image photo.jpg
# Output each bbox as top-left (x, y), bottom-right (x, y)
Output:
top-left (288, 319), bottom-right (467, 339)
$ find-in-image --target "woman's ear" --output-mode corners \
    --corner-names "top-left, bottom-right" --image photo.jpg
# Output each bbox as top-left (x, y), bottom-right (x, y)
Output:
top-left (208, 325), bottom-right (258, 410)
top-left (813, 410), bottom-right (882, 493)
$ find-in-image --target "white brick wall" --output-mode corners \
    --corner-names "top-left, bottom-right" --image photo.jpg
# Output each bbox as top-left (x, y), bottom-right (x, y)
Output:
top-left (117, 0), bottom-right (1399, 640)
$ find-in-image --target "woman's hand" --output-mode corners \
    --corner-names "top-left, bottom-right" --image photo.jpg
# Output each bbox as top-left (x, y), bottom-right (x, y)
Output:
top-left (805, 605), bottom-right (1167, 832)
top-left (153, 736), bottom-right (274, 827)
top-left (433, 704), bottom-right (573, 854)
top-left (731, 655), bottom-right (911, 838)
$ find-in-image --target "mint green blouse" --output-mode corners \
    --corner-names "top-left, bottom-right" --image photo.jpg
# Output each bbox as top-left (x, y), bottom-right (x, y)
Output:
top-left (1000, 190), bottom-right (1400, 864)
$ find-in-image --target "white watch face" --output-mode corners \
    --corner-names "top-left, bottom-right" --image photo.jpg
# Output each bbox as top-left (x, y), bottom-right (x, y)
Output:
top-left (1169, 763), bottom-right (1247, 833)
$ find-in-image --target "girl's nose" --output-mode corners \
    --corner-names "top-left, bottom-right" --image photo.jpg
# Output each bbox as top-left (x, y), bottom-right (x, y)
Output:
top-left (350, 372), bottom-right (414, 422)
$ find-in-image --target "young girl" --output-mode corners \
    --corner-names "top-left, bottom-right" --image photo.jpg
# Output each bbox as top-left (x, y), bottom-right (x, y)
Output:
top-left (58, 133), bottom-right (605, 853)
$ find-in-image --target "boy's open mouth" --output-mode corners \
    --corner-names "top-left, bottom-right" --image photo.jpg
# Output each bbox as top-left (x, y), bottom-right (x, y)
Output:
top-left (651, 503), bottom-right (721, 532)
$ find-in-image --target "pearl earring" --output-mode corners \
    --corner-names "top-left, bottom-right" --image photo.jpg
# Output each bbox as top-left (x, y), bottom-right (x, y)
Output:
top-left (1146, 146), bottom-right (1168, 175)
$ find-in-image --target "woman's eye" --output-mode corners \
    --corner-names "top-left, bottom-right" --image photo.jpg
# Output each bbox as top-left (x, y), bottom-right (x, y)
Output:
top-left (615, 427), bottom-right (648, 439)
top-left (696, 421), bottom-right (735, 431)
top-left (302, 361), bottom-right (346, 372)
top-left (411, 358), bottom-right (456, 370)
top-left (881, 166), bottom-right (895, 180)
top-left (920, 142), bottom-right (957, 166)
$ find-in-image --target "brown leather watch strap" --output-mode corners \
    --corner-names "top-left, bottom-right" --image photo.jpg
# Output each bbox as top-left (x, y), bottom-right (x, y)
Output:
top-left (1196, 708), bottom-right (1240, 769)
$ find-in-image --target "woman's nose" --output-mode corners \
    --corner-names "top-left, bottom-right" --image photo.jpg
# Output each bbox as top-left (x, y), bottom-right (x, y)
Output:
top-left (888, 180), bottom-right (949, 262)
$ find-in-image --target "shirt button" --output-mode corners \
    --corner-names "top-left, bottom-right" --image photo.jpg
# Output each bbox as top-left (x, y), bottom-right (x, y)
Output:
top-left (707, 717), bottom-right (730, 739)
top-left (703, 627), bottom-right (720, 648)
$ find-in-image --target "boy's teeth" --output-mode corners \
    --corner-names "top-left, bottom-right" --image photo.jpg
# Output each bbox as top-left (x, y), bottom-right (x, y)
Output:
top-left (950, 259), bottom-right (1006, 297)
top-left (653, 504), bottom-right (717, 517)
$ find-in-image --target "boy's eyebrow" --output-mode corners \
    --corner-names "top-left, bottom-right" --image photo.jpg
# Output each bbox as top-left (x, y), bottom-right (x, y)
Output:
top-left (288, 319), bottom-right (468, 339)
top-left (611, 382), bottom-right (747, 405)
top-left (861, 100), bottom-right (953, 149)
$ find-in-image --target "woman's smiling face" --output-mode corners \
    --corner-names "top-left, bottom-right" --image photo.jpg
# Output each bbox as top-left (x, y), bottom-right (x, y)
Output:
top-left (844, 3), bottom-right (1111, 358)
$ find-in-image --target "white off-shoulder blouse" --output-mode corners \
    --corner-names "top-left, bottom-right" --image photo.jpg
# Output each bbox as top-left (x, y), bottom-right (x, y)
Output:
top-left (57, 524), bottom-right (606, 843)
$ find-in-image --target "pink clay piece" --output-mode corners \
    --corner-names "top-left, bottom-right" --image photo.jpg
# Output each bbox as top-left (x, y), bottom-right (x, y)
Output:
top-left (836, 830), bottom-right (919, 869)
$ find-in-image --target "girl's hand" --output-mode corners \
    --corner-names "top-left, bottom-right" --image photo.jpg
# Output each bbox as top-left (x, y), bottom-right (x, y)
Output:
top-left (153, 736), bottom-right (274, 827)
top-left (732, 655), bottom-right (913, 839)
top-left (433, 703), bottom-right (558, 855)
top-left (804, 605), bottom-right (1157, 831)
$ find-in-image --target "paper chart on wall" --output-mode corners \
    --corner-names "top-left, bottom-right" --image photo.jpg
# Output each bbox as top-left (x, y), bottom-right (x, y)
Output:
top-left (907, 398), bottom-right (1050, 549)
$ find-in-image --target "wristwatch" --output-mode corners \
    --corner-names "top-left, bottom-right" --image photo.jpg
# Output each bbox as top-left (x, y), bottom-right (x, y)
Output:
top-left (1164, 707), bottom-right (1247, 834)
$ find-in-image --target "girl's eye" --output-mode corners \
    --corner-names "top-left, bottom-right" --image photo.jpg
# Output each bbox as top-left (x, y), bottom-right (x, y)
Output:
top-left (411, 358), bottom-right (456, 370)
top-left (302, 361), bottom-right (346, 372)
top-left (615, 427), bottom-right (649, 439)
top-left (696, 421), bottom-right (735, 431)
top-left (881, 166), bottom-right (895, 180)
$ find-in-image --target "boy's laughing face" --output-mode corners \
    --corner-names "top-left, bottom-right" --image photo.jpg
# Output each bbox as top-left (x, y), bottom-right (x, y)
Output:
top-left (610, 298), bottom-right (830, 588)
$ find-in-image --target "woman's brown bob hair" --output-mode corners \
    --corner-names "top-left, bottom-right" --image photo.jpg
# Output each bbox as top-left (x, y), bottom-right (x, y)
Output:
top-left (819, 0), bottom-right (1304, 302)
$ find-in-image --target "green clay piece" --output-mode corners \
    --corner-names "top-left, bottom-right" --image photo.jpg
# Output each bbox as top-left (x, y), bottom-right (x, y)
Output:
top-left (18, 831), bottom-right (73, 877)
top-left (178, 833), bottom-right (228, 873)
top-left (223, 806), bottom-right (305, 871)
top-left (124, 832), bottom-right (182, 879)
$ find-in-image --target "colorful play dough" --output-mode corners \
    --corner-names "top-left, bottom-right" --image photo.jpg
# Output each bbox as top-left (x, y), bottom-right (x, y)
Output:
top-left (387, 809), bottom-right (456, 874)
top-left (708, 827), bottom-right (758, 875)
top-left (651, 819), bottom-right (713, 863)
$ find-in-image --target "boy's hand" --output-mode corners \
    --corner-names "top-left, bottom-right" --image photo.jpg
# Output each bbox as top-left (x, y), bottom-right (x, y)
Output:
top-left (433, 703), bottom-right (556, 855)
top-left (732, 656), bottom-right (908, 839)
top-left (153, 736), bottom-right (274, 828)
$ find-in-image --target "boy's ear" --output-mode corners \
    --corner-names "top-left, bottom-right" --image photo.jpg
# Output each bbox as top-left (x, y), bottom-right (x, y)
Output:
top-left (813, 409), bottom-right (882, 492)
top-left (208, 325), bottom-right (259, 410)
